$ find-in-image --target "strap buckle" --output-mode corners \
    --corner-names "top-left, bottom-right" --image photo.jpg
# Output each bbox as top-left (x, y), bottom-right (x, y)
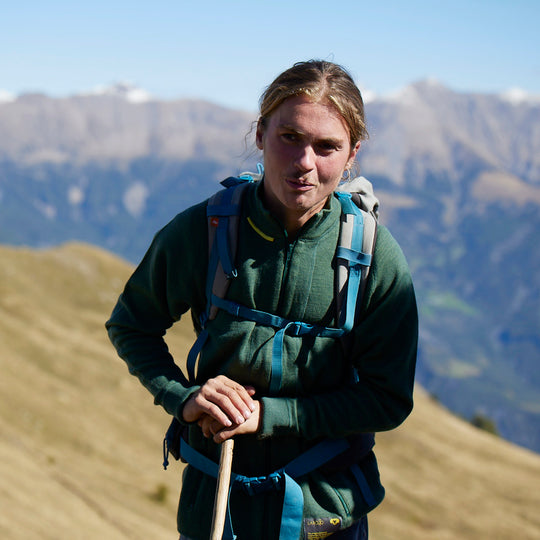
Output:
top-left (239, 471), bottom-right (284, 496)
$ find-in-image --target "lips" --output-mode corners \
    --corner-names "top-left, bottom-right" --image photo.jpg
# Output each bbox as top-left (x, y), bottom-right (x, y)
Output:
top-left (285, 177), bottom-right (313, 191)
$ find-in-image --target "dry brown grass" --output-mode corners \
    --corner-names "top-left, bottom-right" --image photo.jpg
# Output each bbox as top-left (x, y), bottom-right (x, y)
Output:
top-left (1, 242), bottom-right (539, 539)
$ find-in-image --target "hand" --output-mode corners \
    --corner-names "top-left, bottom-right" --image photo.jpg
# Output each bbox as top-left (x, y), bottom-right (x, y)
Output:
top-left (182, 375), bottom-right (256, 427)
top-left (198, 400), bottom-right (262, 443)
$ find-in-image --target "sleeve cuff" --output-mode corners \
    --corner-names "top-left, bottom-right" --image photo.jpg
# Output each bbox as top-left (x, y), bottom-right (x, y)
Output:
top-left (158, 381), bottom-right (200, 423)
top-left (259, 396), bottom-right (299, 438)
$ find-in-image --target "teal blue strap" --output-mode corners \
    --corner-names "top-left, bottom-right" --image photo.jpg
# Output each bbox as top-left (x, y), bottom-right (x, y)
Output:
top-left (350, 463), bottom-right (376, 507)
top-left (191, 182), bottom-right (245, 384)
top-left (210, 296), bottom-right (345, 340)
top-left (279, 472), bottom-right (304, 540)
top-left (269, 323), bottom-right (343, 394)
top-left (276, 439), bottom-right (357, 539)
top-left (207, 188), bottom-right (241, 278)
top-left (342, 258), bottom-right (362, 333)
top-left (335, 192), bottom-right (372, 332)
top-left (180, 438), bottom-right (219, 476)
top-left (186, 329), bottom-right (208, 383)
top-left (212, 295), bottom-right (345, 394)
top-left (270, 325), bottom-right (289, 395)
top-left (221, 175), bottom-right (254, 188)
top-left (212, 295), bottom-right (287, 328)
top-left (216, 218), bottom-right (237, 278)
top-left (336, 246), bottom-right (372, 267)
top-left (284, 438), bottom-right (349, 477)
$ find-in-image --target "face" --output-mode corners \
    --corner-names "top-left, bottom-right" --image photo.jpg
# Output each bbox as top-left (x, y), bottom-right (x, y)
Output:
top-left (256, 94), bottom-right (360, 234)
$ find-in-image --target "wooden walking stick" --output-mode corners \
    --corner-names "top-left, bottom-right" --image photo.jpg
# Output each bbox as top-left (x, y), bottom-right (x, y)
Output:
top-left (210, 438), bottom-right (235, 540)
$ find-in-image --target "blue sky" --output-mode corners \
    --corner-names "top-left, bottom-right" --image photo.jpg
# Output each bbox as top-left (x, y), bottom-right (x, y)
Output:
top-left (1, 0), bottom-right (538, 110)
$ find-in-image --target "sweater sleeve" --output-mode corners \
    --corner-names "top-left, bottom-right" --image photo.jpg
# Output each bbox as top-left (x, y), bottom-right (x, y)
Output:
top-left (105, 203), bottom-right (208, 422)
top-left (259, 226), bottom-right (418, 439)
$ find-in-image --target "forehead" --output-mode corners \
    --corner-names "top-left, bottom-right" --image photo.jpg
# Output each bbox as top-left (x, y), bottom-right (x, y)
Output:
top-left (269, 95), bottom-right (350, 142)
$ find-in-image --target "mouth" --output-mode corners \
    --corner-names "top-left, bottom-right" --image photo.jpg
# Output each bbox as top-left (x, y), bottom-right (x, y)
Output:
top-left (285, 177), bottom-right (314, 191)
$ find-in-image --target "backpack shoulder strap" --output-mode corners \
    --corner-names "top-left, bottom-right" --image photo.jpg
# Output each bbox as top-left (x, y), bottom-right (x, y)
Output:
top-left (335, 176), bottom-right (379, 331)
top-left (185, 175), bottom-right (254, 383)
top-left (205, 165), bottom-right (263, 321)
top-left (205, 179), bottom-right (252, 321)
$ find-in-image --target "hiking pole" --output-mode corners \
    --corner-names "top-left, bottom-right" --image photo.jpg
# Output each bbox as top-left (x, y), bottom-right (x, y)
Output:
top-left (210, 438), bottom-right (235, 540)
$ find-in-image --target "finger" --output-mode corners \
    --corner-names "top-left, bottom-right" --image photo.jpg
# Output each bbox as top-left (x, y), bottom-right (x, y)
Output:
top-left (219, 378), bottom-right (257, 415)
top-left (197, 394), bottom-right (235, 426)
top-left (244, 385), bottom-right (257, 397)
top-left (212, 421), bottom-right (247, 444)
top-left (202, 377), bottom-right (255, 424)
top-left (213, 401), bottom-right (261, 443)
top-left (199, 416), bottom-right (224, 438)
top-left (198, 417), bottom-right (211, 438)
top-left (188, 389), bottom-right (234, 427)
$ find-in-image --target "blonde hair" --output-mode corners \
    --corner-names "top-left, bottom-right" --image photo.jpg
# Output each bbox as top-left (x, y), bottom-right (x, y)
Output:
top-left (258, 60), bottom-right (368, 147)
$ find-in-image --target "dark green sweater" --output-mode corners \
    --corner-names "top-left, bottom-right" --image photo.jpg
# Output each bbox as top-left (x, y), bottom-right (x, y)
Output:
top-left (106, 182), bottom-right (418, 539)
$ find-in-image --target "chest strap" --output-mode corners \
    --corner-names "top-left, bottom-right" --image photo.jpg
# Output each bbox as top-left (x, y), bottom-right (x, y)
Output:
top-left (186, 292), bottom-right (348, 391)
top-left (209, 295), bottom-right (346, 394)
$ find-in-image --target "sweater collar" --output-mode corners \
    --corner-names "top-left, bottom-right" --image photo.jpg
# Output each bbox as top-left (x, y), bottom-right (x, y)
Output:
top-left (244, 180), bottom-right (340, 242)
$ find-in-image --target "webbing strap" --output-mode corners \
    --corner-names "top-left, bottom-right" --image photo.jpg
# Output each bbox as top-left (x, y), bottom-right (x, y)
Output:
top-left (211, 294), bottom-right (345, 341)
top-left (207, 202), bottom-right (242, 216)
top-left (186, 329), bottom-right (208, 384)
top-left (180, 437), bottom-right (350, 540)
top-left (279, 474), bottom-right (304, 540)
top-left (185, 181), bottom-right (250, 386)
top-left (207, 188), bottom-right (241, 279)
top-left (334, 192), bottom-right (373, 332)
top-left (211, 294), bottom-right (345, 394)
top-left (212, 295), bottom-right (286, 329)
top-left (284, 438), bottom-right (350, 476)
top-left (350, 464), bottom-right (377, 507)
top-left (336, 246), bottom-right (372, 267)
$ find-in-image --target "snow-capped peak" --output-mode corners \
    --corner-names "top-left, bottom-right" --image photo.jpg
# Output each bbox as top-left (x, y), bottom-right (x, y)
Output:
top-left (0, 90), bottom-right (16, 103)
top-left (500, 87), bottom-right (540, 105)
top-left (86, 82), bottom-right (152, 103)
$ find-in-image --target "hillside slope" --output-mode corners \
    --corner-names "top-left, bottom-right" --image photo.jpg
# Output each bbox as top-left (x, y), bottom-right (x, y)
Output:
top-left (0, 243), bottom-right (539, 539)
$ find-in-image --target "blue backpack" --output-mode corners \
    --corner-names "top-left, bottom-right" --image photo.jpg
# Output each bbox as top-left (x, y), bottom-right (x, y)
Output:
top-left (164, 168), bottom-right (379, 539)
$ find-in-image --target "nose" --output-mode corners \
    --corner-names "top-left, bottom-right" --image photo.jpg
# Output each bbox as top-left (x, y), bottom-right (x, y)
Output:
top-left (294, 144), bottom-right (315, 173)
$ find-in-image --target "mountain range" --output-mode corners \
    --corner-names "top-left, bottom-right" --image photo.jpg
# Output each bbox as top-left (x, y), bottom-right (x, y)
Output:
top-left (0, 81), bottom-right (539, 453)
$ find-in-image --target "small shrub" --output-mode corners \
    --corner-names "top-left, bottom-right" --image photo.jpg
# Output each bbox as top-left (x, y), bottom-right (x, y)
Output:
top-left (470, 413), bottom-right (499, 436)
top-left (149, 483), bottom-right (169, 504)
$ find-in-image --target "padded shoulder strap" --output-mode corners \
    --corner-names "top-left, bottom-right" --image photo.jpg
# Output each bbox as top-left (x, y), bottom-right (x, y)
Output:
top-left (206, 180), bottom-right (252, 321)
top-left (338, 176), bottom-right (379, 218)
top-left (186, 179), bottom-right (252, 383)
top-left (335, 190), bottom-right (378, 331)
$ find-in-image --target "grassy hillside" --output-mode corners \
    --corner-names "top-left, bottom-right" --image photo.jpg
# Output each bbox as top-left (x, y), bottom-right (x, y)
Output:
top-left (1, 243), bottom-right (539, 539)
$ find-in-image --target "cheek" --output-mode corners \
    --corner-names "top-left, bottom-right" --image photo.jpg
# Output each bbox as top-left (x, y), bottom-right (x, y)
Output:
top-left (265, 139), bottom-right (292, 164)
top-left (319, 156), bottom-right (349, 182)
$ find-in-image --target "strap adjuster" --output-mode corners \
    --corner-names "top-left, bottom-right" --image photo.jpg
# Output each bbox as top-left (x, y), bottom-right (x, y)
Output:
top-left (239, 471), bottom-right (284, 496)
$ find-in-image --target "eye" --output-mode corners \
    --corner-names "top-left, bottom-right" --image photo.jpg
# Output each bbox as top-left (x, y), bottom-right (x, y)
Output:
top-left (280, 132), bottom-right (298, 143)
top-left (317, 141), bottom-right (340, 153)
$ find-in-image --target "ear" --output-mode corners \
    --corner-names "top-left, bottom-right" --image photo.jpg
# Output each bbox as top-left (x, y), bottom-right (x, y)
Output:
top-left (255, 118), bottom-right (264, 150)
top-left (347, 141), bottom-right (361, 167)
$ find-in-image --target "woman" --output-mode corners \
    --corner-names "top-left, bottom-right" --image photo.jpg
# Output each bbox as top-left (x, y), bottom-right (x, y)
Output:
top-left (106, 60), bottom-right (418, 540)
